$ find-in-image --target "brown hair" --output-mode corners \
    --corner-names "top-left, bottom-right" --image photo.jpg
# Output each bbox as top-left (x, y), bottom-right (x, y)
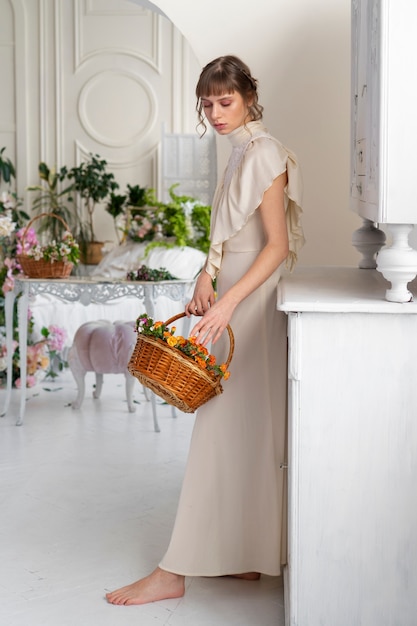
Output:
top-left (195, 55), bottom-right (264, 135)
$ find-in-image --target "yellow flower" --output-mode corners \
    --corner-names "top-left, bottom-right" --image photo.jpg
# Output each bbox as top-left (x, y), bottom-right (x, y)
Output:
top-left (40, 356), bottom-right (49, 369)
top-left (167, 335), bottom-right (178, 347)
top-left (223, 370), bottom-right (230, 380)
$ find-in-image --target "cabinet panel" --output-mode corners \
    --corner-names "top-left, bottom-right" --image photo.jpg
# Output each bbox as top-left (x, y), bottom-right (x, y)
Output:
top-left (286, 310), bottom-right (417, 625)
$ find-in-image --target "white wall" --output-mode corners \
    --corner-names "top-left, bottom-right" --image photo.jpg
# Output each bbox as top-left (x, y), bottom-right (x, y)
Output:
top-left (146, 0), bottom-right (363, 267)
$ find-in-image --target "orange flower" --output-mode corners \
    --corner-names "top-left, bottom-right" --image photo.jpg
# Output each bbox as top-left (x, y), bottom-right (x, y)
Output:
top-left (153, 321), bottom-right (163, 329)
top-left (196, 356), bottom-right (207, 369)
top-left (220, 363), bottom-right (227, 372)
top-left (223, 371), bottom-right (230, 380)
top-left (208, 354), bottom-right (216, 365)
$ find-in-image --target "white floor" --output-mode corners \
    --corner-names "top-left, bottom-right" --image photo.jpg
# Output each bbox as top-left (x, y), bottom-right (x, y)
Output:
top-left (0, 371), bottom-right (285, 626)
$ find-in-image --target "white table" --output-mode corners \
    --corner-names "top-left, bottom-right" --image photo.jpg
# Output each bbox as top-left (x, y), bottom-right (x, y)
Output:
top-left (278, 266), bottom-right (417, 626)
top-left (2, 277), bottom-right (194, 426)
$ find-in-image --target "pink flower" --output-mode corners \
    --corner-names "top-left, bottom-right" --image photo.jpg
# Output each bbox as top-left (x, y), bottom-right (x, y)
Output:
top-left (46, 325), bottom-right (67, 352)
top-left (16, 227), bottom-right (38, 254)
top-left (15, 375), bottom-right (37, 389)
top-left (1, 257), bottom-right (18, 295)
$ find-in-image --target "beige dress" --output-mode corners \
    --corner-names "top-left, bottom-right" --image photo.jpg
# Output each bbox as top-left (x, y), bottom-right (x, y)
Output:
top-left (159, 121), bottom-right (304, 576)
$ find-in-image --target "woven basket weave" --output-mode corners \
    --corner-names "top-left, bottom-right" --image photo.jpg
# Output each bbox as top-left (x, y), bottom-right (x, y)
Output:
top-left (18, 213), bottom-right (74, 279)
top-left (128, 312), bottom-right (234, 413)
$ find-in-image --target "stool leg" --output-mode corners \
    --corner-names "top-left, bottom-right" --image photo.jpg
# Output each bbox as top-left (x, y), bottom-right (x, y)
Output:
top-left (125, 373), bottom-right (136, 413)
top-left (93, 373), bottom-right (103, 399)
top-left (68, 347), bottom-right (86, 410)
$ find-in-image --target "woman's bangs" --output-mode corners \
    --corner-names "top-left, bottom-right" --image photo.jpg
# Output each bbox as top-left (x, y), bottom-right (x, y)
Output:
top-left (197, 72), bottom-right (236, 98)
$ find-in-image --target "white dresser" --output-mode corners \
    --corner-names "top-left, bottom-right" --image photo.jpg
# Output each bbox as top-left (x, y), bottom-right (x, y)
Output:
top-left (278, 266), bottom-right (417, 626)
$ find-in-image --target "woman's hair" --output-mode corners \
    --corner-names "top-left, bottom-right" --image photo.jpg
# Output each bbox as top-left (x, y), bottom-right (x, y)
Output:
top-left (195, 55), bottom-right (264, 135)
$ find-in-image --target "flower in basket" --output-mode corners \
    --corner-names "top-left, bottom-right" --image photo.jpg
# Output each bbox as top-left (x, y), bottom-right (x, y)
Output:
top-left (135, 313), bottom-right (230, 380)
top-left (25, 231), bottom-right (80, 264)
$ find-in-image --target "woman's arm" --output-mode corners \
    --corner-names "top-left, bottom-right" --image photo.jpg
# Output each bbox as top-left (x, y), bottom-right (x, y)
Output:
top-left (190, 171), bottom-right (289, 345)
top-left (184, 263), bottom-right (215, 317)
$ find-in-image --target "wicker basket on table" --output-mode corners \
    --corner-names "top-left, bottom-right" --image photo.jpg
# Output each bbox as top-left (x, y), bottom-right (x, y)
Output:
top-left (128, 312), bottom-right (234, 413)
top-left (17, 213), bottom-right (75, 279)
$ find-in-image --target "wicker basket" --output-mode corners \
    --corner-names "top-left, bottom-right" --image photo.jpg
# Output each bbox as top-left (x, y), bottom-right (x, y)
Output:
top-left (128, 312), bottom-right (234, 413)
top-left (18, 213), bottom-right (75, 279)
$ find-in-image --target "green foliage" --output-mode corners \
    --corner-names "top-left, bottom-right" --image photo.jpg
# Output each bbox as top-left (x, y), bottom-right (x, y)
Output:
top-left (68, 153), bottom-right (119, 242)
top-left (106, 192), bottom-right (127, 219)
top-left (0, 147), bottom-right (16, 185)
top-left (27, 162), bottom-right (75, 239)
top-left (145, 184), bottom-right (211, 252)
top-left (126, 184), bottom-right (150, 207)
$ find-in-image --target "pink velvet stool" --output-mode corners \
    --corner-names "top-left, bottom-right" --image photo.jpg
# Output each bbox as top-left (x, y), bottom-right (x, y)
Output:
top-left (68, 319), bottom-right (137, 413)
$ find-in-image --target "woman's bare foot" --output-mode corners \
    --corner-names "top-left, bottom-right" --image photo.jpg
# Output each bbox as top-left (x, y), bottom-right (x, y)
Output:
top-left (106, 567), bottom-right (185, 605)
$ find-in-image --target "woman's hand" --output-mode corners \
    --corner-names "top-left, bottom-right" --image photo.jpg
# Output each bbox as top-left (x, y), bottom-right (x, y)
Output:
top-left (189, 295), bottom-right (236, 346)
top-left (185, 269), bottom-right (215, 317)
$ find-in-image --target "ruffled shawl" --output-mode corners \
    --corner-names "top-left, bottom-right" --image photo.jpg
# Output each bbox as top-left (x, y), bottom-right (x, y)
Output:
top-left (205, 121), bottom-right (305, 279)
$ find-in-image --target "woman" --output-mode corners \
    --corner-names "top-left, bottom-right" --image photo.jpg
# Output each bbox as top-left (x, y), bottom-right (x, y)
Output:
top-left (106, 55), bottom-right (304, 605)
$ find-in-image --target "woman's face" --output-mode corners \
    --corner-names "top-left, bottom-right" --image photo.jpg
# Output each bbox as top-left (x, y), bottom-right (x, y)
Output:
top-left (200, 91), bottom-right (250, 135)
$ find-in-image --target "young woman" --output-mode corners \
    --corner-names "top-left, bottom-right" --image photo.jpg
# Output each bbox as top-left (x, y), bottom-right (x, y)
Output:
top-left (106, 55), bottom-right (304, 606)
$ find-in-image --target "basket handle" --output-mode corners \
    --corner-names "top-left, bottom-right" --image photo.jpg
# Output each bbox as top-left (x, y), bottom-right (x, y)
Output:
top-left (20, 212), bottom-right (73, 247)
top-left (164, 311), bottom-right (235, 369)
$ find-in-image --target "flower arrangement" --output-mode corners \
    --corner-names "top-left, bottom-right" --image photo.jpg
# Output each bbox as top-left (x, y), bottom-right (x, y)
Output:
top-left (0, 309), bottom-right (68, 388)
top-left (126, 265), bottom-right (178, 282)
top-left (25, 230), bottom-right (80, 264)
top-left (135, 313), bottom-right (230, 380)
top-left (40, 324), bottom-right (68, 380)
top-left (106, 183), bottom-right (211, 254)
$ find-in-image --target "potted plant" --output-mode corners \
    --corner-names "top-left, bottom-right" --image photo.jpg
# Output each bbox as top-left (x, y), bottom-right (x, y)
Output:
top-left (68, 153), bottom-right (119, 264)
top-left (27, 162), bottom-right (75, 241)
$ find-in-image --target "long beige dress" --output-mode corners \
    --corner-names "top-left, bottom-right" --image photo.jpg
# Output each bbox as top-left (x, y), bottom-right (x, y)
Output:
top-left (159, 121), bottom-right (304, 576)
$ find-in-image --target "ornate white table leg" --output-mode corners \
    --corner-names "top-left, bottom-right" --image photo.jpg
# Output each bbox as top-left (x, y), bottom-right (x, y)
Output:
top-left (376, 223), bottom-right (417, 303)
top-left (1, 291), bottom-right (17, 417)
top-left (16, 286), bottom-right (29, 425)
top-left (352, 218), bottom-right (386, 269)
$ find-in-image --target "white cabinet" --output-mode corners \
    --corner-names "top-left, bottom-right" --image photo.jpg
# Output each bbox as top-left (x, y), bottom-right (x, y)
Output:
top-left (350, 0), bottom-right (417, 301)
top-left (278, 267), bottom-right (417, 626)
